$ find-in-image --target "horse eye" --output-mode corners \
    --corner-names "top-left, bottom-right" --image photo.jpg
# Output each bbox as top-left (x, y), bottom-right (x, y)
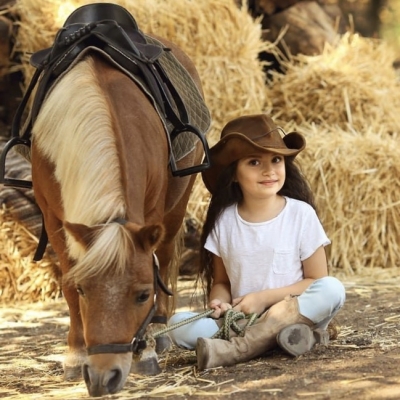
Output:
top-left (136, 290), bottom-right (150, 304)
top-left (76, 285), bottom-right (85, 296)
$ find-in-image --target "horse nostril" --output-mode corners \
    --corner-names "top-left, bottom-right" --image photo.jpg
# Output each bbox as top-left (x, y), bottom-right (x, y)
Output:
top-left (107, 368), bottom-right (122, 394)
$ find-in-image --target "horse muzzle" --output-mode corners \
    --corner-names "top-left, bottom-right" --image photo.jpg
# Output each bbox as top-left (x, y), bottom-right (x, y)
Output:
top-left (83, 353), bottom-right (132, 397)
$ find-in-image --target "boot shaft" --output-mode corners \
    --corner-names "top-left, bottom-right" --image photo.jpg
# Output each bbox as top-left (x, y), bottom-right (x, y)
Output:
top-left (197, 296), bottom-right (312, 370)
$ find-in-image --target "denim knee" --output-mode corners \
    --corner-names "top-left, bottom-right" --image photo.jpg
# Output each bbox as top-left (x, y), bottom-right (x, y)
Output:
top-left (298, 276), bottom-right (346, 324)
top-left (318, 276), bottom-right (346, 310)
top-left (167, 312), bottom-right (219, 350)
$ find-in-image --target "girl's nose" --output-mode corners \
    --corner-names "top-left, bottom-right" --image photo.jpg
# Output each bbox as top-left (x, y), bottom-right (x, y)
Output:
top-left (262, 164), bottom-right (273, 174)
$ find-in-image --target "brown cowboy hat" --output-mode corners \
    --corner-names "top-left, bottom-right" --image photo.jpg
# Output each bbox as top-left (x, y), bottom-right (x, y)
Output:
top-left (202, 114), bottom-right (306, 194)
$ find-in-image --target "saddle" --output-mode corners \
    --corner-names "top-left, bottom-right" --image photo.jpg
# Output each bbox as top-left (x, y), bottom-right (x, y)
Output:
top-left (0, 2), bottom-right (211, 190)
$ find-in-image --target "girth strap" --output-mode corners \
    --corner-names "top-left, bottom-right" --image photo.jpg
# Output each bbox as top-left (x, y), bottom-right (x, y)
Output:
top-left (33, 214), bottom-right (48, 262)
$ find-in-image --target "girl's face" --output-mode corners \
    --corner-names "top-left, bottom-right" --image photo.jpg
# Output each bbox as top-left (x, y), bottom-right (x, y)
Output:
top-left (235, 152), bottom-right (285, 200)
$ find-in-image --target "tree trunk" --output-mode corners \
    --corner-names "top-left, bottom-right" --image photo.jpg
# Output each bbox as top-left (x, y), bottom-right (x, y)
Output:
top-left (0, 0), bottom-right (22, 127)
top-left (261, 1), bottom-right (340, 56)
top-left (247, 0), bottom-right (306, 16)
top-left (0, 16), bottom-right (13, 77)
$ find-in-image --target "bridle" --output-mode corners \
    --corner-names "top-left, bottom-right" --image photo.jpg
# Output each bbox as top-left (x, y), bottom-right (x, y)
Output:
top-left (86, 252), bottom-right (172, 356)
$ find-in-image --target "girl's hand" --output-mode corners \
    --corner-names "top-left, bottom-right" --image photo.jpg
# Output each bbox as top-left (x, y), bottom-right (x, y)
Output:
top-left (232, 292), bottom-right (265, 316)
top-left (208, 298), bottom-right (232, 319)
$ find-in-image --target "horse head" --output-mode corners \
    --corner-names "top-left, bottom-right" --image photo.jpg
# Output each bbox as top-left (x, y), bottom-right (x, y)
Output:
top-left (64, 220), bottom-right (165, 396)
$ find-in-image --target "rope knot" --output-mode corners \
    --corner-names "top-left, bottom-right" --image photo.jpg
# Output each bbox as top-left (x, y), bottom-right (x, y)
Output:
top-left (212, 309), bottom-right (258, 340)
top-left (152, 308), bottom-right (258, 341)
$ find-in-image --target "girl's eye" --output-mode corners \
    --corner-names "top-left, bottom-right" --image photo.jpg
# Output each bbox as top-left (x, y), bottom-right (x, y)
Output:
top-left (272, 156), bottom-right (282, 163)
top-left (248, 159), bottom-right (260, 166)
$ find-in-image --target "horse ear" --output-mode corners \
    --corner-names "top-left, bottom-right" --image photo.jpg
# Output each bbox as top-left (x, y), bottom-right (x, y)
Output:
top-left (64, 221), bottom-right (98, 249)
top-left (137, 224), bottom-right (165, 251)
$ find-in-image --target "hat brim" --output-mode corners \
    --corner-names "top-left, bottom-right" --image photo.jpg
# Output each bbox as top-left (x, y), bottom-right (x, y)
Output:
top-left (202, 131), bottom-right (305, 194)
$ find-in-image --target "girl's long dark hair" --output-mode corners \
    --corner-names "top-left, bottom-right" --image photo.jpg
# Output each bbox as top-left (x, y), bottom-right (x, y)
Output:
top-left (198, 156), bottom-right (316, 297)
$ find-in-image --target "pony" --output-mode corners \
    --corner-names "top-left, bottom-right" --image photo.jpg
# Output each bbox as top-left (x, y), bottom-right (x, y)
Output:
top-left (1, 3), bottom-right (210, 397)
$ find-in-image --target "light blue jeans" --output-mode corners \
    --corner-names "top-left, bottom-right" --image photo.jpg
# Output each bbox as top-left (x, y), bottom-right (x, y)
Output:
top-left (168, 276), bottom-right (346, 350)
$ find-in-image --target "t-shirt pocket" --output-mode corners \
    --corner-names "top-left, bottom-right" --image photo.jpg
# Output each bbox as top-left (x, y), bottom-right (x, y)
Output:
top-left (272, 249), bottom-right (299, 275)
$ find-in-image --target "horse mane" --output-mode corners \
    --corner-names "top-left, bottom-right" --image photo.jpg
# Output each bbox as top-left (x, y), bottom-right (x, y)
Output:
top-left (65, 223), bottom-right (134, 283)
top-left (33, 55), bottom-right (129, 275)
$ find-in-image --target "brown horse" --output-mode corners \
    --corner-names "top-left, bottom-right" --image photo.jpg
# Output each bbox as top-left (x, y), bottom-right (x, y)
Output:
top-left (11, 5), bottom-right (210, 397)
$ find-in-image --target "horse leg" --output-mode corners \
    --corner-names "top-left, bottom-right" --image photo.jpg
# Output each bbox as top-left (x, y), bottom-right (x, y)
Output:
top-left (150, 166), bottom-right (201, 354)
top-left (45, 213), bottom-right (87, 380)
top-left (32, 148), bottom-right (87, 380)
top-left (145, 175), bottom-right (200, 363)
top-left (62, 282), bottom-right (86, 380)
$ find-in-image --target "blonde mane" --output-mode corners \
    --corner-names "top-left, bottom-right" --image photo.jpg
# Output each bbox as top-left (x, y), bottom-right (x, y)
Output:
top-left (33, 55), bottom-right (130, 275)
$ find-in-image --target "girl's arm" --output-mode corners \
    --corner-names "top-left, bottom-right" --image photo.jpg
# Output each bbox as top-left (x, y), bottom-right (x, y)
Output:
top-left (208, 254), bottom-right (232, 318)
top-left (232, 246), bottom-right (328, 315)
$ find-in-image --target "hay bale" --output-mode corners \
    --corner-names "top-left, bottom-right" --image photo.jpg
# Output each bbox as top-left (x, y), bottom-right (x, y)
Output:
top-left (0, 207), bottom-right (61, 302)
top-left (298, 123), bottom-right (400, 273)
top-left (266, 33), bottom-right (400, 134)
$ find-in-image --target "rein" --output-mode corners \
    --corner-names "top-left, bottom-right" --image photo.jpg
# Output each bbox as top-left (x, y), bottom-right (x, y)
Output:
top-left (152, 309), bottom-right (258, 341)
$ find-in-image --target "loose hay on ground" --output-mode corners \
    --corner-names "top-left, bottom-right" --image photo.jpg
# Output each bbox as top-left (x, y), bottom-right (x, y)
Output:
top-left (1, 275), bottom-right (400, 399)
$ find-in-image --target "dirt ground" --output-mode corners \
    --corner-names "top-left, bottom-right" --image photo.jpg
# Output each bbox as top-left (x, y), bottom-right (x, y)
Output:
top-left (1, 270), bottom-right (400, 400)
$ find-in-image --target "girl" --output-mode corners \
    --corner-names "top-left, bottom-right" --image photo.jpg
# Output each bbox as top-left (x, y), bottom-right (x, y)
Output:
top-left (168, 114), bottom-right (345, 370)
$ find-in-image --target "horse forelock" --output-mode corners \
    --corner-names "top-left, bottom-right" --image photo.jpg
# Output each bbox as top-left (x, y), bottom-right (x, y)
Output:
top-left (33, 55), bottom-right (126, 235)
top-left (65, 223), bottom-right (134, 284)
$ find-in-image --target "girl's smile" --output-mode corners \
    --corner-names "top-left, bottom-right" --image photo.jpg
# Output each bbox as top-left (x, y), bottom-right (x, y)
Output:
top-left (236, 152), bottom-right (285, 199)
top-left (259, 178), bottom-right (279, 186)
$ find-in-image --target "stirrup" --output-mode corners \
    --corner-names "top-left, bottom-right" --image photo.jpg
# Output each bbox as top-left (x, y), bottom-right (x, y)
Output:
top-left (0, 137), bottom-right (32, 188)
top-left (169, 123), bottom-right (211, 177)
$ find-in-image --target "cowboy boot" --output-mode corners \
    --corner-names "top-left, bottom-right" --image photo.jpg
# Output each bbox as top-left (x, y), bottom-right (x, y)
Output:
top-left (277, 323), bottom-right (329, 356)
top-left (196, 295), bottom-right (315, 370)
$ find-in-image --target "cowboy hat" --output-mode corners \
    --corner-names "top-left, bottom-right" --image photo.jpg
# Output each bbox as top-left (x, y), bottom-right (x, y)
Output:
top-left (202, 114), bottom-right (306, 194)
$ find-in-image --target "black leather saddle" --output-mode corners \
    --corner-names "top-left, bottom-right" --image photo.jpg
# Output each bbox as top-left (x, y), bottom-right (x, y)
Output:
top-left (0, 2), bottom-right (211, 189)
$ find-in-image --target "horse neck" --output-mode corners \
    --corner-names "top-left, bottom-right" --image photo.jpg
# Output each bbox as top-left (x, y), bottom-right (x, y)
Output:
top-left (93, 57), bottom-right (170, 223)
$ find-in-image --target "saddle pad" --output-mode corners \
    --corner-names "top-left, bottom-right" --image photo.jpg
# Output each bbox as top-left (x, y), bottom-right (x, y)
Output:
top-left (144, 35), bottom-right (211, 161)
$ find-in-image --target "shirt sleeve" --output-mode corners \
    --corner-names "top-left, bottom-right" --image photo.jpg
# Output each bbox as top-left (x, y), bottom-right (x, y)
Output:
top-left (204, 226), bottom-right (221, 257)
top-left (300, 206), bottom-right (331, 261)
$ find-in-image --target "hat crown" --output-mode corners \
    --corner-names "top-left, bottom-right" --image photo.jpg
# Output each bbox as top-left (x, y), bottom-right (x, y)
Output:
top-left (202, 114), bottom-right (306, 194)
top-left (221, 114), bottom-right (286, 150)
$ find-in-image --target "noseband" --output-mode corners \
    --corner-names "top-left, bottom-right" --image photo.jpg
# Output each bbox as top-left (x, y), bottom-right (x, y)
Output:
top-left (86, 252), bottom-right (172, 356)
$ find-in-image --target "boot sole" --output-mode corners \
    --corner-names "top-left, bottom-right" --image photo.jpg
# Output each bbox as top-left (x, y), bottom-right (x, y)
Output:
top-left (277, 323), bottom-right (329, 356)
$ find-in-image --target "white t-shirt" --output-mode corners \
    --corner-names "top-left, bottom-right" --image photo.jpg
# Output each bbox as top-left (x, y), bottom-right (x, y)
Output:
top-left (204, 197), bottom-right (330, 299)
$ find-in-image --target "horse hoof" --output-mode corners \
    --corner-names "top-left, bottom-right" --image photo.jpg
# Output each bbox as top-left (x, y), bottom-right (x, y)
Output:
top-left (64, 365), bottom-right (82, 381)
top-left (130, 357), bottom-right (161, 376)
top-left (155, 335), bottom-right (172, 354)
